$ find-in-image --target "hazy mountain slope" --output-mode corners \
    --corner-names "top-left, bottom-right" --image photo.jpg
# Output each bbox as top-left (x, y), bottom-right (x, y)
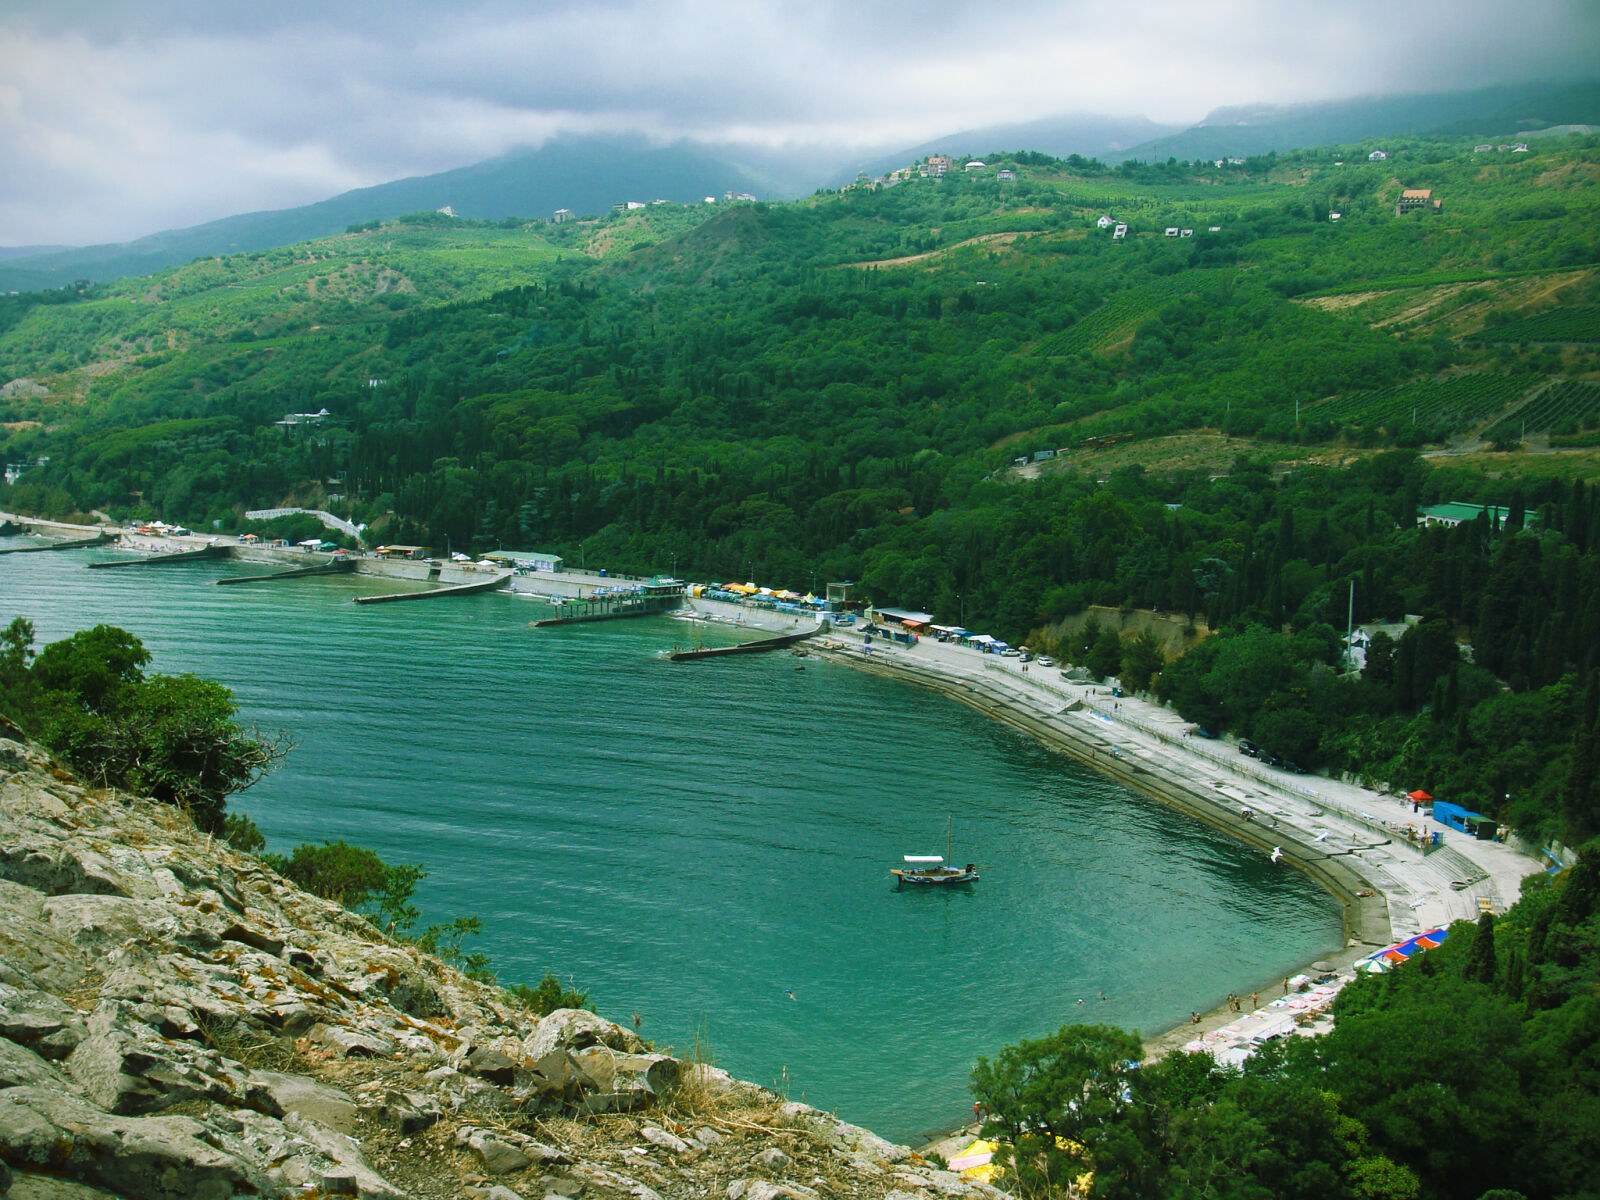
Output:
top-left (848, 112), bottom-right (1180, 181)
top-left (0, 136), bottom-right (793, 293)
top-left (1117, 80), bottom-right (1600, 162)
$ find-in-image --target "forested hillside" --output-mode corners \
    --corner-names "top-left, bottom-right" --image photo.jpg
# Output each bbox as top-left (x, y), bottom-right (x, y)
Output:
top-left (5, 132), bottom-right (1600, 844)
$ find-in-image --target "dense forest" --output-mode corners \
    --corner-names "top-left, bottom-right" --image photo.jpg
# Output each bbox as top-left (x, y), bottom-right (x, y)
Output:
top-left (972, 841), bottom-right (1600, 1200)
top-left (4, 133), bottom-right (1600, 846)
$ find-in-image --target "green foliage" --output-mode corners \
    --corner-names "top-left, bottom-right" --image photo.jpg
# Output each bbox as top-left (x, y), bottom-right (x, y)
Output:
top-left (507, 972), bottom-right (593, 1016)
top-left (222, 812), bottom-right (267, 853)
top-left (971, 1023), bottom-right (1143, 1196)
top-left (0, 621), bottom-right (286, 832)
top-left (970, 844), bottom-right (1600, 1199)
top-left (263, 839), bottom-right (424, 934)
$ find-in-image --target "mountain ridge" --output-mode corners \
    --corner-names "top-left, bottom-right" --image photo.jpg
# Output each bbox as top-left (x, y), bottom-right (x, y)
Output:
top-left (4, 78), bottom-right (1598, 293)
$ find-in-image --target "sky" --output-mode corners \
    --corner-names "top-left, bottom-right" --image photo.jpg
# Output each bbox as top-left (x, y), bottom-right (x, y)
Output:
top-left (3, 0), bottom-right (1598, 247)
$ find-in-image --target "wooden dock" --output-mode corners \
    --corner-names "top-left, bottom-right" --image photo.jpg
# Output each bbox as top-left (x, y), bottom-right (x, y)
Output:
top-left (87, 544), bottom-right (232, 568)
top-left (352, 574), bottom-right (509, 605)
top-left (216, 559), bottom-right (357, 585)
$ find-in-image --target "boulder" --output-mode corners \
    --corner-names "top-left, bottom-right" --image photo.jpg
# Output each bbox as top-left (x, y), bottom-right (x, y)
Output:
top-left (523, 1007), bottom-right (646, 1060)
top-left (65, 1005), bottom-right (280, 1117)
top-left (468, 1133), bottom-right (533, 1175)
top-left (250, 1069), bottom-right (362, 1135)
top-left (309, 1021), bottom-right (397, 1058)
top-left (571, 1049), bottom-right (681, 1104)
top-left (465, 1044), bottom-right (518, 1086)
top-left (0, 1035), bottom-right (82, 1093)
top-left (363, 1088), bottom-right (442, 1134)
top-left (0, 1085), bottom-right (270, 1200)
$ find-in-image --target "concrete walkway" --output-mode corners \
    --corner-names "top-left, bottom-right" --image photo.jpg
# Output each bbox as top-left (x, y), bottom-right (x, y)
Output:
top-left (809, 633), bottom-right (1546, 947)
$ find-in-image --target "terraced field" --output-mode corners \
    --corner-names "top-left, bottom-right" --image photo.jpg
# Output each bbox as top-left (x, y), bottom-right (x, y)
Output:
top-left (1310, 372), bottom-right (1538, 441)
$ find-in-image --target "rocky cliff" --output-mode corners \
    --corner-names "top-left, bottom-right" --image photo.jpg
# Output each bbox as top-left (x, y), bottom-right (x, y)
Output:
top-left (0, 731), bottom-right (1005, 1200)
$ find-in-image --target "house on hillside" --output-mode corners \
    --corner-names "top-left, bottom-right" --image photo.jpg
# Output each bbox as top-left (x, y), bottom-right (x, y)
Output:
top-left (925, 155), bottom-right (953, 177)
top-left (552, 209), bottom-right (571, 223)
top-left (1164, 227), bottom-right (1180, 237)
top-left (1112, 224), bottom-right (1128, 239)
top-left (1396, 188), bottom-right (1442, 216)
top-left (996, 169), bottom-right (1016, 181)
top-left (964, 160), bottom-right (986, 172)
top-left (1368, 149), bottom-right (1389, 161)
top-left (1097, 215), bottom-right (1116, 229)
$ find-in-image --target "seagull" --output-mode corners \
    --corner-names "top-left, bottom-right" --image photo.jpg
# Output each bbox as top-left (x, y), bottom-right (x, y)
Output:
top-left (1270, 847), bottom-right (1284, 864)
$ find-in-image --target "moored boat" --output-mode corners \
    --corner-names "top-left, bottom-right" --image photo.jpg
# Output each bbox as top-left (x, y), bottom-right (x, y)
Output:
top-left (891, 817), bottom-right (979, 886)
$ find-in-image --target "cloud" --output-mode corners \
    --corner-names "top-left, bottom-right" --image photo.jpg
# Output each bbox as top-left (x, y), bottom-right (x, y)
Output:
top-left (2, 0), bottom-right (1597, 245)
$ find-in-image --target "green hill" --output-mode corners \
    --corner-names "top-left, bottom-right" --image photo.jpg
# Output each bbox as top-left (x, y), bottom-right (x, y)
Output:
top-left (0, 135), bottom-right (803, 293)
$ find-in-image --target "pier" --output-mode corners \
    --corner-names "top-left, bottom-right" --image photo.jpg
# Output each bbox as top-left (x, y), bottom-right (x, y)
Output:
top-left (352, 574), bottom-right (510, 604)
top-left (216, 559), bottom-right (358, 585)
top-left (527, 576), bottom-right (689, 625)
top-left (0, 532), bottom-right (116, 555)
top-left (530, 592), bottom-right (685, 626)
top-left (667, 623), bottom-right (824, 660)
top-left (86, 544), bottom-right (232, 568)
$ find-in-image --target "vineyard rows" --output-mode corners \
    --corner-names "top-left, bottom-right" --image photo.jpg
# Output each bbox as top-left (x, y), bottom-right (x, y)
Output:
top-left (1471, 306), bottom-right (1600, 345)
top-left (1311, 373), bottom-right (1537, 439)
top-left (1038, 278), bottom-right (1195, 357)
top-left (1485, 379), bottom-right (1600, 441)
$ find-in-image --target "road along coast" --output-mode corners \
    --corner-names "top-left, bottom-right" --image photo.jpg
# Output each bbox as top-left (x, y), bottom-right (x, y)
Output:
top-left (800, 631), bottom-right (1544, 1049)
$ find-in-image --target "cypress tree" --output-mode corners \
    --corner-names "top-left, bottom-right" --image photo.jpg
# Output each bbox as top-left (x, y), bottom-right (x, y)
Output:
top-left (1462, 912), bottom-right (1497, 985)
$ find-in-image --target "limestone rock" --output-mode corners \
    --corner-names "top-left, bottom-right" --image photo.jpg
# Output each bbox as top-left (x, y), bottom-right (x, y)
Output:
top-left (65, 1004), bottom-right (280, 1117)
top-left (310, 1020), bottom-right (397, 1058)
top-left (281, 1111), bottom-right (411, 1200)
top-left (465, 1043), bottom-right (518, 1085)
top-left (0, 1085), bottom-right (270, 1200)
top-left (523, 1007), bottom-right (647, 1060)
top-left (469, 1133), bottom-right (534, 1175)
top-left (251, 1068), bottom-right (362, 1135)
top-left (641, 1124), bottom-right (693, 1154)
top-left (571, 1048), bottom-right (682, 1109)
top-left (0, 1035), bottom-right (82, 1093)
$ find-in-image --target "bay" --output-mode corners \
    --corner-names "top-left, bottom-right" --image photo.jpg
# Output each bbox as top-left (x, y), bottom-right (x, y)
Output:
top-left (1, 541), bottom-right (1342, 1142)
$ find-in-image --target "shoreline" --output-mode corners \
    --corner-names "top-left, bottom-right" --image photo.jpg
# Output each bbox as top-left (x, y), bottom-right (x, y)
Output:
top-left (796, 631), bottom-right (1542, 1059)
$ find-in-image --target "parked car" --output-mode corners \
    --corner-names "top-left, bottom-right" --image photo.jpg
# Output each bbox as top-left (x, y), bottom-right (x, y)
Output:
top-left (1038, 656), bottom-right (1055, 667)
top-left (1239, 740), bottom-right (1260, 758)
top-left (1019, 652), bottom-right (1034, 663)
top-left (1000, 648), bottom-right (1021, 658)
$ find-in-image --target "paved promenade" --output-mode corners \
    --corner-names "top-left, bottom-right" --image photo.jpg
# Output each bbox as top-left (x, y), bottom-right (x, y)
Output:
top-left (808, 631), bottom-right (1544, 954)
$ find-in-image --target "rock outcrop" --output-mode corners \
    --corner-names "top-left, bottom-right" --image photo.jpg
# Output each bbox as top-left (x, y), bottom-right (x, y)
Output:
top-left (0, 733), bottom-right (1006, 1200)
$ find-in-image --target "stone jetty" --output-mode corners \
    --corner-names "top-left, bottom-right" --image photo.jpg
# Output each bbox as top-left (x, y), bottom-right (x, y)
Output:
top-left (0, 728), bottom-right (1006, 1200)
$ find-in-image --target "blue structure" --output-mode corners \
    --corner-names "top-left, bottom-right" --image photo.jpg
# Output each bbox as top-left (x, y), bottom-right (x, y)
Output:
top-left (1432, 800), bottom-right (1498, 839)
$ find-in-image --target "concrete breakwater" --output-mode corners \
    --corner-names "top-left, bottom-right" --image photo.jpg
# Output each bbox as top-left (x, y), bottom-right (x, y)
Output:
top-left (0, 731), bottom-right (1008, 1200)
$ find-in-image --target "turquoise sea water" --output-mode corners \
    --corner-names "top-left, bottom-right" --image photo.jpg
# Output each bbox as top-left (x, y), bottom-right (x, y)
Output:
top-left (1, 542), bottom-right (1342, 1142)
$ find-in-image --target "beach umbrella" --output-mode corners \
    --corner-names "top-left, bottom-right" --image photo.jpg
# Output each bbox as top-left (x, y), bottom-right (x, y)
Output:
top-left (1407, 789), bottom-right (1433, 802)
